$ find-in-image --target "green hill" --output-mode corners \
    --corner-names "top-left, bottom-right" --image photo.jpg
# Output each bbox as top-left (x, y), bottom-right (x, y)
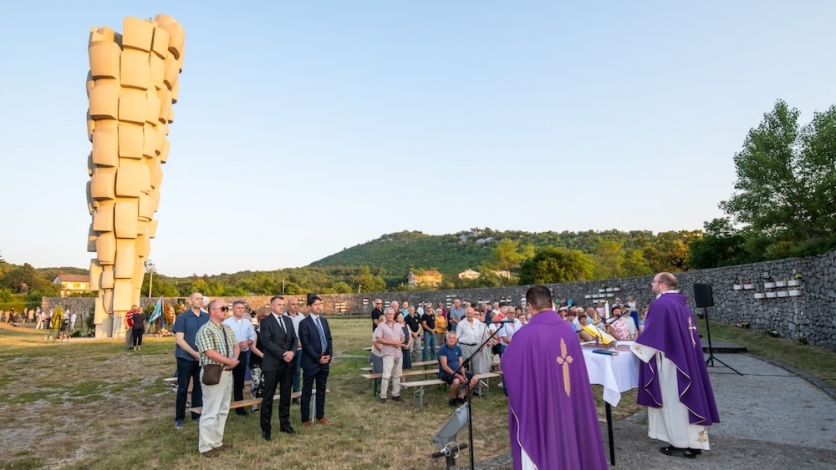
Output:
top-left (308, 227), bottom-right (699, 284)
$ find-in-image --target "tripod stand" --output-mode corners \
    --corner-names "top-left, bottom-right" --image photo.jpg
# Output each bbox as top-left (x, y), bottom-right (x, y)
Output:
top-left (441, 321), bottom-right (507, 470)
top-left (702, 306), bottom-right (742, 375)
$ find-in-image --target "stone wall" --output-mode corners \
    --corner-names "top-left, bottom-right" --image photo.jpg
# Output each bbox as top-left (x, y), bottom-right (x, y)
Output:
top-left (42, 251), bottom-right (836, 349)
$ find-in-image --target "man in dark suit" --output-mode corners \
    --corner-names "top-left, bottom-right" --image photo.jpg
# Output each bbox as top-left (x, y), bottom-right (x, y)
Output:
top-left (259, 295), bottom-right (298, 440)
top-left (299, 294), bottom-right (333, 429)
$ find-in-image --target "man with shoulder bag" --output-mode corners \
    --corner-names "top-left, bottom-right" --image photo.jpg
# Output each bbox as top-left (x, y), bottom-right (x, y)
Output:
top-left (195, 300), bottom-right (240, 458)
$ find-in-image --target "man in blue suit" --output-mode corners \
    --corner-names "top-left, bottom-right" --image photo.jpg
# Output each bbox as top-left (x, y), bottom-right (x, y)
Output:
top-left (299, 294), bottom-right (332, 428)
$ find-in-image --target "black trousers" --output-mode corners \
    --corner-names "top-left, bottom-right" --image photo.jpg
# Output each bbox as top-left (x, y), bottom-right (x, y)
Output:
top-left (132, 328), bottom-right (144, 347)
top-left (175, 358), bottom-right (202, 422)
top-left (260, 362), bottom-right (292, 433)
top-left (232, 350), bottom-right (249, 403)
top-left (301, 364), bottom-right (329, 422)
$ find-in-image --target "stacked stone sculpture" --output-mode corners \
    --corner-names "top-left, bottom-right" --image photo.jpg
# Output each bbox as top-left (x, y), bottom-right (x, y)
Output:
top-left (85, 15), bottom-right (184, 338)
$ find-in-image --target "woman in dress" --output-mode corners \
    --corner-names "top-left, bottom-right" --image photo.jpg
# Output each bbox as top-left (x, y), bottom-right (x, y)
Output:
top-left (395, 311), bottom-right (412, 370)
top-left (249, 313), bottom-right (266, 412)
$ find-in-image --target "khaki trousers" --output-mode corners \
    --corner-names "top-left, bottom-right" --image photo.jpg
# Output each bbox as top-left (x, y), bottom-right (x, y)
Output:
top-left (380, 355), bottom-right (403, 399)
top-left (198, 369), bottom-right (232, 453)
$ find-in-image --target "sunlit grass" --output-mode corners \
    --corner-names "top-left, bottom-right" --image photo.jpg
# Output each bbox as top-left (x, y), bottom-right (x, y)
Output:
top-left (4, 318), bottom-right (830, 469)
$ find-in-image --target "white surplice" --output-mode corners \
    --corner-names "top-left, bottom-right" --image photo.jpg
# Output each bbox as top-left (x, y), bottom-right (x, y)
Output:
top-left (631, 343), bottom-right (710, 450)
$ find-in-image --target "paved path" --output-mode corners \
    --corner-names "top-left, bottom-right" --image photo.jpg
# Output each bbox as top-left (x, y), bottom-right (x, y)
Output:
top-left (468, 353), bottom-right (836, 470)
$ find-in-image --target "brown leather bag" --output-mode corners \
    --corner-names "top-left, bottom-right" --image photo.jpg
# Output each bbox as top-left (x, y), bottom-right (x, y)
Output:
top-left (201, 327), bottom-right (230, 386)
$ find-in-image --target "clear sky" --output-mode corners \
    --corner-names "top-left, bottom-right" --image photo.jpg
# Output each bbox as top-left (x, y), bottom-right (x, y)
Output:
top-left (1, 1), bottom-right (834, 277)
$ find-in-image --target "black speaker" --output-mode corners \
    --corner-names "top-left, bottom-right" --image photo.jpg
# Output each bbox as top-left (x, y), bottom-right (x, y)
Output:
top-left (693, 283), bottom-right (714, 308)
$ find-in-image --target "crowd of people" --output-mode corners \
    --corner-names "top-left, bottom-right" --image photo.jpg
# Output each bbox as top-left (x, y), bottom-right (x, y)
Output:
top-left (164, 271), bottom-right (716, 464)
top-left (367, 274), bottom-right (718, 466)
top-left (171, 292), bottom-right (332, 458)
top-left (2, 306), bottom-right (83, 339)
top-left (368, 295), bottom-right (651, 403)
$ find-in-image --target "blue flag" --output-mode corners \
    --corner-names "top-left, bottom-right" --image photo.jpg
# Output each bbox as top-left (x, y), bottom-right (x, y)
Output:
top-left (148, 297), bottom-right (163, 323)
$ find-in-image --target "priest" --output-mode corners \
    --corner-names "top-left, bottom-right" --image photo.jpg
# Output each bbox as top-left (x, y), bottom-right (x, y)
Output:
top-left (502, 285), bottom-right (607, 470)
top-left (630, 272), bottom-right (720, 459)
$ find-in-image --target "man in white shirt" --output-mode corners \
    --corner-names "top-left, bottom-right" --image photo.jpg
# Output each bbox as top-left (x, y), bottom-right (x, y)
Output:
top-left (455, 307), bottom-right (487, 376)
top-left (284, 297), bottom-right (305, 403)
top-left (222, 300), bottom-right (255, 416)
top-left (498, 308), bottom-right (523, 356)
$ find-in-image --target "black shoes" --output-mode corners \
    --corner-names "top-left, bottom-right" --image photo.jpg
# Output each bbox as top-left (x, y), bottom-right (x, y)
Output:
top-left (292, 398), bottom-right (300, 405)
top-left (280, 426), bottom-right (296, 434)
top-left (235, 409), bottom-right (248, 416)
top-left (660, 446), bottom-right (698, 459)
top-left (391, 396), bottom-right (402, 402)
top-left (449, 398), bottom-right (458, 407)
top-left (262, 431), bottom-right (271, 441)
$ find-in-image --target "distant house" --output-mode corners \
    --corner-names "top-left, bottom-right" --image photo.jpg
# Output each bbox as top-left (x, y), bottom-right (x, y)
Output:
top-left (458, 269), bottom-right (481, 280)
top-left (408, 270), bottom-right (443, 289)
top-left (53, 272), bottom-right (91, 297)
top-left (492, 270), bottom-right (511, 279)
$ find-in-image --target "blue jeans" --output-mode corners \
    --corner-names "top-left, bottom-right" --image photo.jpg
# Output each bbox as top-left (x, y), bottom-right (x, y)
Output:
top-left (292, 348), bottom-right (302, 392)
top-left (423, 331), bottom-right (436, 361)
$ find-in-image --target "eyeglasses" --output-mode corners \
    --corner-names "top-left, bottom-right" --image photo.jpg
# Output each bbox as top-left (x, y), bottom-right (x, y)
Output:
top-left (650, 280), bottom-right (662, 285)
top-left (211, 306), bottom-right (228, 312)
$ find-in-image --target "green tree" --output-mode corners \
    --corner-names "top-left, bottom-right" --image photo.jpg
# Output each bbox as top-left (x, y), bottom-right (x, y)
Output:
top-left (1, 263), bottom-right (46, 293)
top-left (592, 240), bottom-right (623, 279)
top-left (332, 282), bottom-right (352, 294)
top-left (517, 247), bottom-right (594, 285)
top-left (720, 100), bottom-right (836, 257)
top-left (352, 265), bottom-right (386, 293)
top-left (485, 239), bottom-right (526, 272)
top-left (688, 218), bottom-right (749, 269)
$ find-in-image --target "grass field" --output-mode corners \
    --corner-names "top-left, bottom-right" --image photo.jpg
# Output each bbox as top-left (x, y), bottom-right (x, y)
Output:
top-left (2, 318), bottom-right (833, 469)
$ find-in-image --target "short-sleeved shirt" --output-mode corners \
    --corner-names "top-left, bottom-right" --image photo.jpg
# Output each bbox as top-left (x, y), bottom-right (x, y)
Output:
top-left (404, 314), bottom-right (420, 335)
top-left (222, 315), bottom-right (256, 345)
top-left (196, 321), bottom-right (236, 366)
top-left (373, 321), bottom-right (404, 358)
top-left (437, 343), bottom-right (463, 378)
top-left (449, 307), bottom-right (466, 324)
top-left (283, 312), bottom-right (304, 347)
top-left (172, 310), bottom-right (209, 361)
top-left (421, 312), bottom-right (436, 331)
top-left (435, 315), bottom-right (447, 333)
top-left (370, 308), bottom-right (383, 332)
top-left (498, 319), bottom-right (523, 346)
top-left (132, 313), bottom-right (146, 330)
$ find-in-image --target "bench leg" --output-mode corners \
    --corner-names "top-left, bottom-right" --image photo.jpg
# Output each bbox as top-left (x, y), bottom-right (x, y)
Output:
top-left (412, 386), bottom-right (426, 411)
top-left (479, 380), bottom-right (489, 398)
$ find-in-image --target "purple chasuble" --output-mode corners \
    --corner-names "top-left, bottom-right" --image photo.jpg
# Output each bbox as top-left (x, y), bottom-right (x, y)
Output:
top-left (502, 310), bottom-right (607, 470)
top-left (636, 293), bottom-right (720, 426)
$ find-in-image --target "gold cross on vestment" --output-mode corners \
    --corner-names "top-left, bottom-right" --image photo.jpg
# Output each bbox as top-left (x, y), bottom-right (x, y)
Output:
top-left (555, 338), bottom-right (573, 397)
top-left (688, 317), bottom-right (698, 347)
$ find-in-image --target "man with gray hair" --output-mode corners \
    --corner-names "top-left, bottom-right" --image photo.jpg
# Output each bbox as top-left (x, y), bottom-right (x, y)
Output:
top-left (373, 307), bottom-right (404, 403)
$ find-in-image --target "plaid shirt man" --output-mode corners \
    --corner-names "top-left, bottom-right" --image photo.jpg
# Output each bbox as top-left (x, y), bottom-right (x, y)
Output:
top-left (196, 321), bottom-right (236, 366)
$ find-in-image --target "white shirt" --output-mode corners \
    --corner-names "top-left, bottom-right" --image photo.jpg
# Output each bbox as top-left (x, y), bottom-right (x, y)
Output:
top-left (222, 315), bottom-right (256, 345)
top-left (271, 312), bottom-right (288, 334)
top-left (456, 318), bottom-right (485, 344)
top-left (283, 312), bottom-right (304, 336)
top-left (498, 319), bottom-right (523, 346)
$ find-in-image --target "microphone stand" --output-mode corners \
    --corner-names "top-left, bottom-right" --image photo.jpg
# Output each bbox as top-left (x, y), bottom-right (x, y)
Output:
top-left (449, 320), bottom-right (511, 470)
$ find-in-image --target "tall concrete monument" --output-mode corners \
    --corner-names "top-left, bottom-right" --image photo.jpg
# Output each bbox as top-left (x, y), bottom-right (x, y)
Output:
top-left (85, 15), bottom-right (185, 338)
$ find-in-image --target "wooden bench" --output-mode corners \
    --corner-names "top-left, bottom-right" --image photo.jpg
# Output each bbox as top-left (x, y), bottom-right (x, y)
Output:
top-left (411, 360), bottom-right (436, 369)
top-left (361, 369), bottom-right (441, 396)
top-left (189, 390), bottom-right (330, 423)
top-left (400, 372), bottom-right (502, 411)
top-left (362, 360), bottom-right (434, 373)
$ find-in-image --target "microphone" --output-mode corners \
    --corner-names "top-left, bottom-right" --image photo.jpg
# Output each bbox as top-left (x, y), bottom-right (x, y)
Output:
top-left (488, 319), bottom-right (514, 324)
